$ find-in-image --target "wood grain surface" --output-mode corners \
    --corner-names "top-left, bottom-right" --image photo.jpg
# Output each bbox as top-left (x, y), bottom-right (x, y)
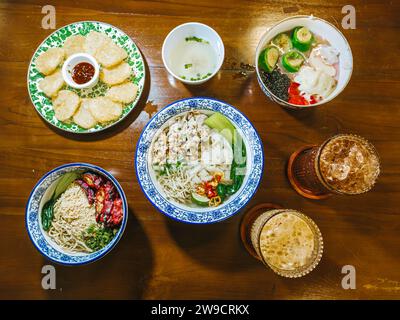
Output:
top-left (0, 0), bottom-right (399, 300)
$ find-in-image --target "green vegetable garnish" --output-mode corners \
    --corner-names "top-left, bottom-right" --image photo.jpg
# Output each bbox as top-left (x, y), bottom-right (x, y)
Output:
top-left (41, 171), bottom-right (81, 231)
top-left (41, 199), bottom-right (55, 231)
top-left (154, 161), bottom-right (185, 177)
top-left (185, 36), bottom-right (209, 44)
top-left (184, 63), bottom-right (193, 69)
top-left (83, 224), bottom-right (115, 251)
top-left (216, 184), bottom-right (227, 200)
top-left (188, 73), bottom-right (212, 81)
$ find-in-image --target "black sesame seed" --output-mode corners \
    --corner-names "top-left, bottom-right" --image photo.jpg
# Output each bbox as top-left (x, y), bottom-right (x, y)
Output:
top-left (260, 68), bottom-right (291, 102)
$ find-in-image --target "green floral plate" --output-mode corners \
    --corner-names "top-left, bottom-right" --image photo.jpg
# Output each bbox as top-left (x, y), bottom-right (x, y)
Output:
top-left (27, 21), bottom-right (145, 133)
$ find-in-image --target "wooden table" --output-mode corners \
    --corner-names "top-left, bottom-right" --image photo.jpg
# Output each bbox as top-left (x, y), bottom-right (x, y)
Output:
top-left (0, 0), bottom-right (399, 300)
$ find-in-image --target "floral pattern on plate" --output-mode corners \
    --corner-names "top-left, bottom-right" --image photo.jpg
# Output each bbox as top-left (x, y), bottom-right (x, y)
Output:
top-left (27, 21), bottom-right (145, 133)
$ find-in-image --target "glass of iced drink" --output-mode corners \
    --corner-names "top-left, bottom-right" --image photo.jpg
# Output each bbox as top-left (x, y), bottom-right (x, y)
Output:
top-left (287, 134), bottom-right (380, 199)
top-left (240, 204), bottom-right (323, 278)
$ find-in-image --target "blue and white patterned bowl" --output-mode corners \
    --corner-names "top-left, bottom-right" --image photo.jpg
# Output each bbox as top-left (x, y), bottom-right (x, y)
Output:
top-left (25, 163), bottom-right (128, 265)
top-left (135, 97), bottom-right (264, 224)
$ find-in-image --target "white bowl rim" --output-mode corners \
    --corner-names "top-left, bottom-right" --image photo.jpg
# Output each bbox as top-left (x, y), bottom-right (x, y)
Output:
top-left (25, 162), bottom-right (129, 265)
top-left (61, 53), bottom-right (100, 89)
top-left (255, 15), bottom-right (354, 108)
top-left (161, 22), bottom-right (225, 84)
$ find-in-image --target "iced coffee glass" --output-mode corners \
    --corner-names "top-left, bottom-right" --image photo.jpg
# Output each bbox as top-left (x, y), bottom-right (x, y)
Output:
top-left (240, 204), bottom-right (323, 278)
top-left (287, 134), bottom-right (380, 199)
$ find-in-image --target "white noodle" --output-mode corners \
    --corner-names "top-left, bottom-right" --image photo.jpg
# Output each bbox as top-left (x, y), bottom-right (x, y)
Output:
top-left (157, 168), bottom-right (194, 203)
top-left (47, 184), bottom-right (96, 253)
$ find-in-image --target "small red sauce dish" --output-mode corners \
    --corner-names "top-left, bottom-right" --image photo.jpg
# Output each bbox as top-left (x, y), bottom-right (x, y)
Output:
top-left (62, 53), bottom-right (100, 89)
top-left (72, 62), bottom-right (96, 85)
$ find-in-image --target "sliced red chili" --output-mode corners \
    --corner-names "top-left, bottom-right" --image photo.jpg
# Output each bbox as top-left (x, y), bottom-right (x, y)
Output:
top-left (206, 188), bottom-right (217, 199)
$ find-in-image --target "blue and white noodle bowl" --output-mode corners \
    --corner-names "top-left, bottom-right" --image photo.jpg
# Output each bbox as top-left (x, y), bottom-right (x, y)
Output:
top-left (25, 163), bottom-right (128, 265)
top-left (135, 97), bottom-right (264, 224)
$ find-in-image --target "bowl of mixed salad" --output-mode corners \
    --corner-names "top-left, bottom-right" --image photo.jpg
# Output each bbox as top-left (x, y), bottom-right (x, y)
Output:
top-left (255, 15), bottom-right (353, 109)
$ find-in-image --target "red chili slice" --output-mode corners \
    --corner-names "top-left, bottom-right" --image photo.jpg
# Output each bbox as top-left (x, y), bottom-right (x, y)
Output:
top-left (206, 188), bottom-right (217, 199)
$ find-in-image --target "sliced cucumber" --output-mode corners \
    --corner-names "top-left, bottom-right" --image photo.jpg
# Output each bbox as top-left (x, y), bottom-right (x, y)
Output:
top-left (272, 33), bottom-right (293, 52)
top-left (204, 112), bottom-right (236, 144)
top-left (191, 192), bottom-right (209, 206)
top-left (282, 50), bottom-right (305, 73)
top-left (292, 26), bottom-right (313, 52)
top-left (258, 46), bottom-right (279, 73)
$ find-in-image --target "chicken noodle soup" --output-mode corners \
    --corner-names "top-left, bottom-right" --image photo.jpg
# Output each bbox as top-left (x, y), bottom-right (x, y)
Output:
top-left (258, 25), bottom-right (340, 106)
top-left (41, 171), bottom-right (123, 253)
top-left (149, 111), bottom-right (247, 208)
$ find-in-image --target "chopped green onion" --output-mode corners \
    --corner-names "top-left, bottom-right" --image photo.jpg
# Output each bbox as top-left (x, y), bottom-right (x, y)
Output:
top-left (185, 36), bottom-right (209, 44)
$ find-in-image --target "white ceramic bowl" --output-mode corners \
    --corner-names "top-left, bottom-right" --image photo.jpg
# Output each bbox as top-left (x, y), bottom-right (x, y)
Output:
top-left (255, 15), bottom-right (353, 109)
top-left (162, 22), bottom-right (225, 85)
top-left (61, 53), bottom-right (100, 89)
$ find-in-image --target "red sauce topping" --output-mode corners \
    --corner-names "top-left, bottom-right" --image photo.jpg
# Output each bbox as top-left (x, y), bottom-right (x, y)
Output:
top-left (72, 62), bottom-right (95, 84)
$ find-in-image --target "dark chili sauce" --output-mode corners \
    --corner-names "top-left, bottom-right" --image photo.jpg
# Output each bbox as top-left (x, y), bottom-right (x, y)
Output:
top-left (72, 62), bottom-right (95, 84)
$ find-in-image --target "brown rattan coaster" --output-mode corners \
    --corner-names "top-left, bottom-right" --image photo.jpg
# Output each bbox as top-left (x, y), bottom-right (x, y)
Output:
top-left (287, 145), bottom-right (331, 200)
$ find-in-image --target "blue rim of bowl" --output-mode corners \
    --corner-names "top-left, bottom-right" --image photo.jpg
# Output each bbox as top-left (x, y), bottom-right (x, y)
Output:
top-left (25, 162), bottom-right (128, 265)
top-left (135, 97), bottom-right (264, 224)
